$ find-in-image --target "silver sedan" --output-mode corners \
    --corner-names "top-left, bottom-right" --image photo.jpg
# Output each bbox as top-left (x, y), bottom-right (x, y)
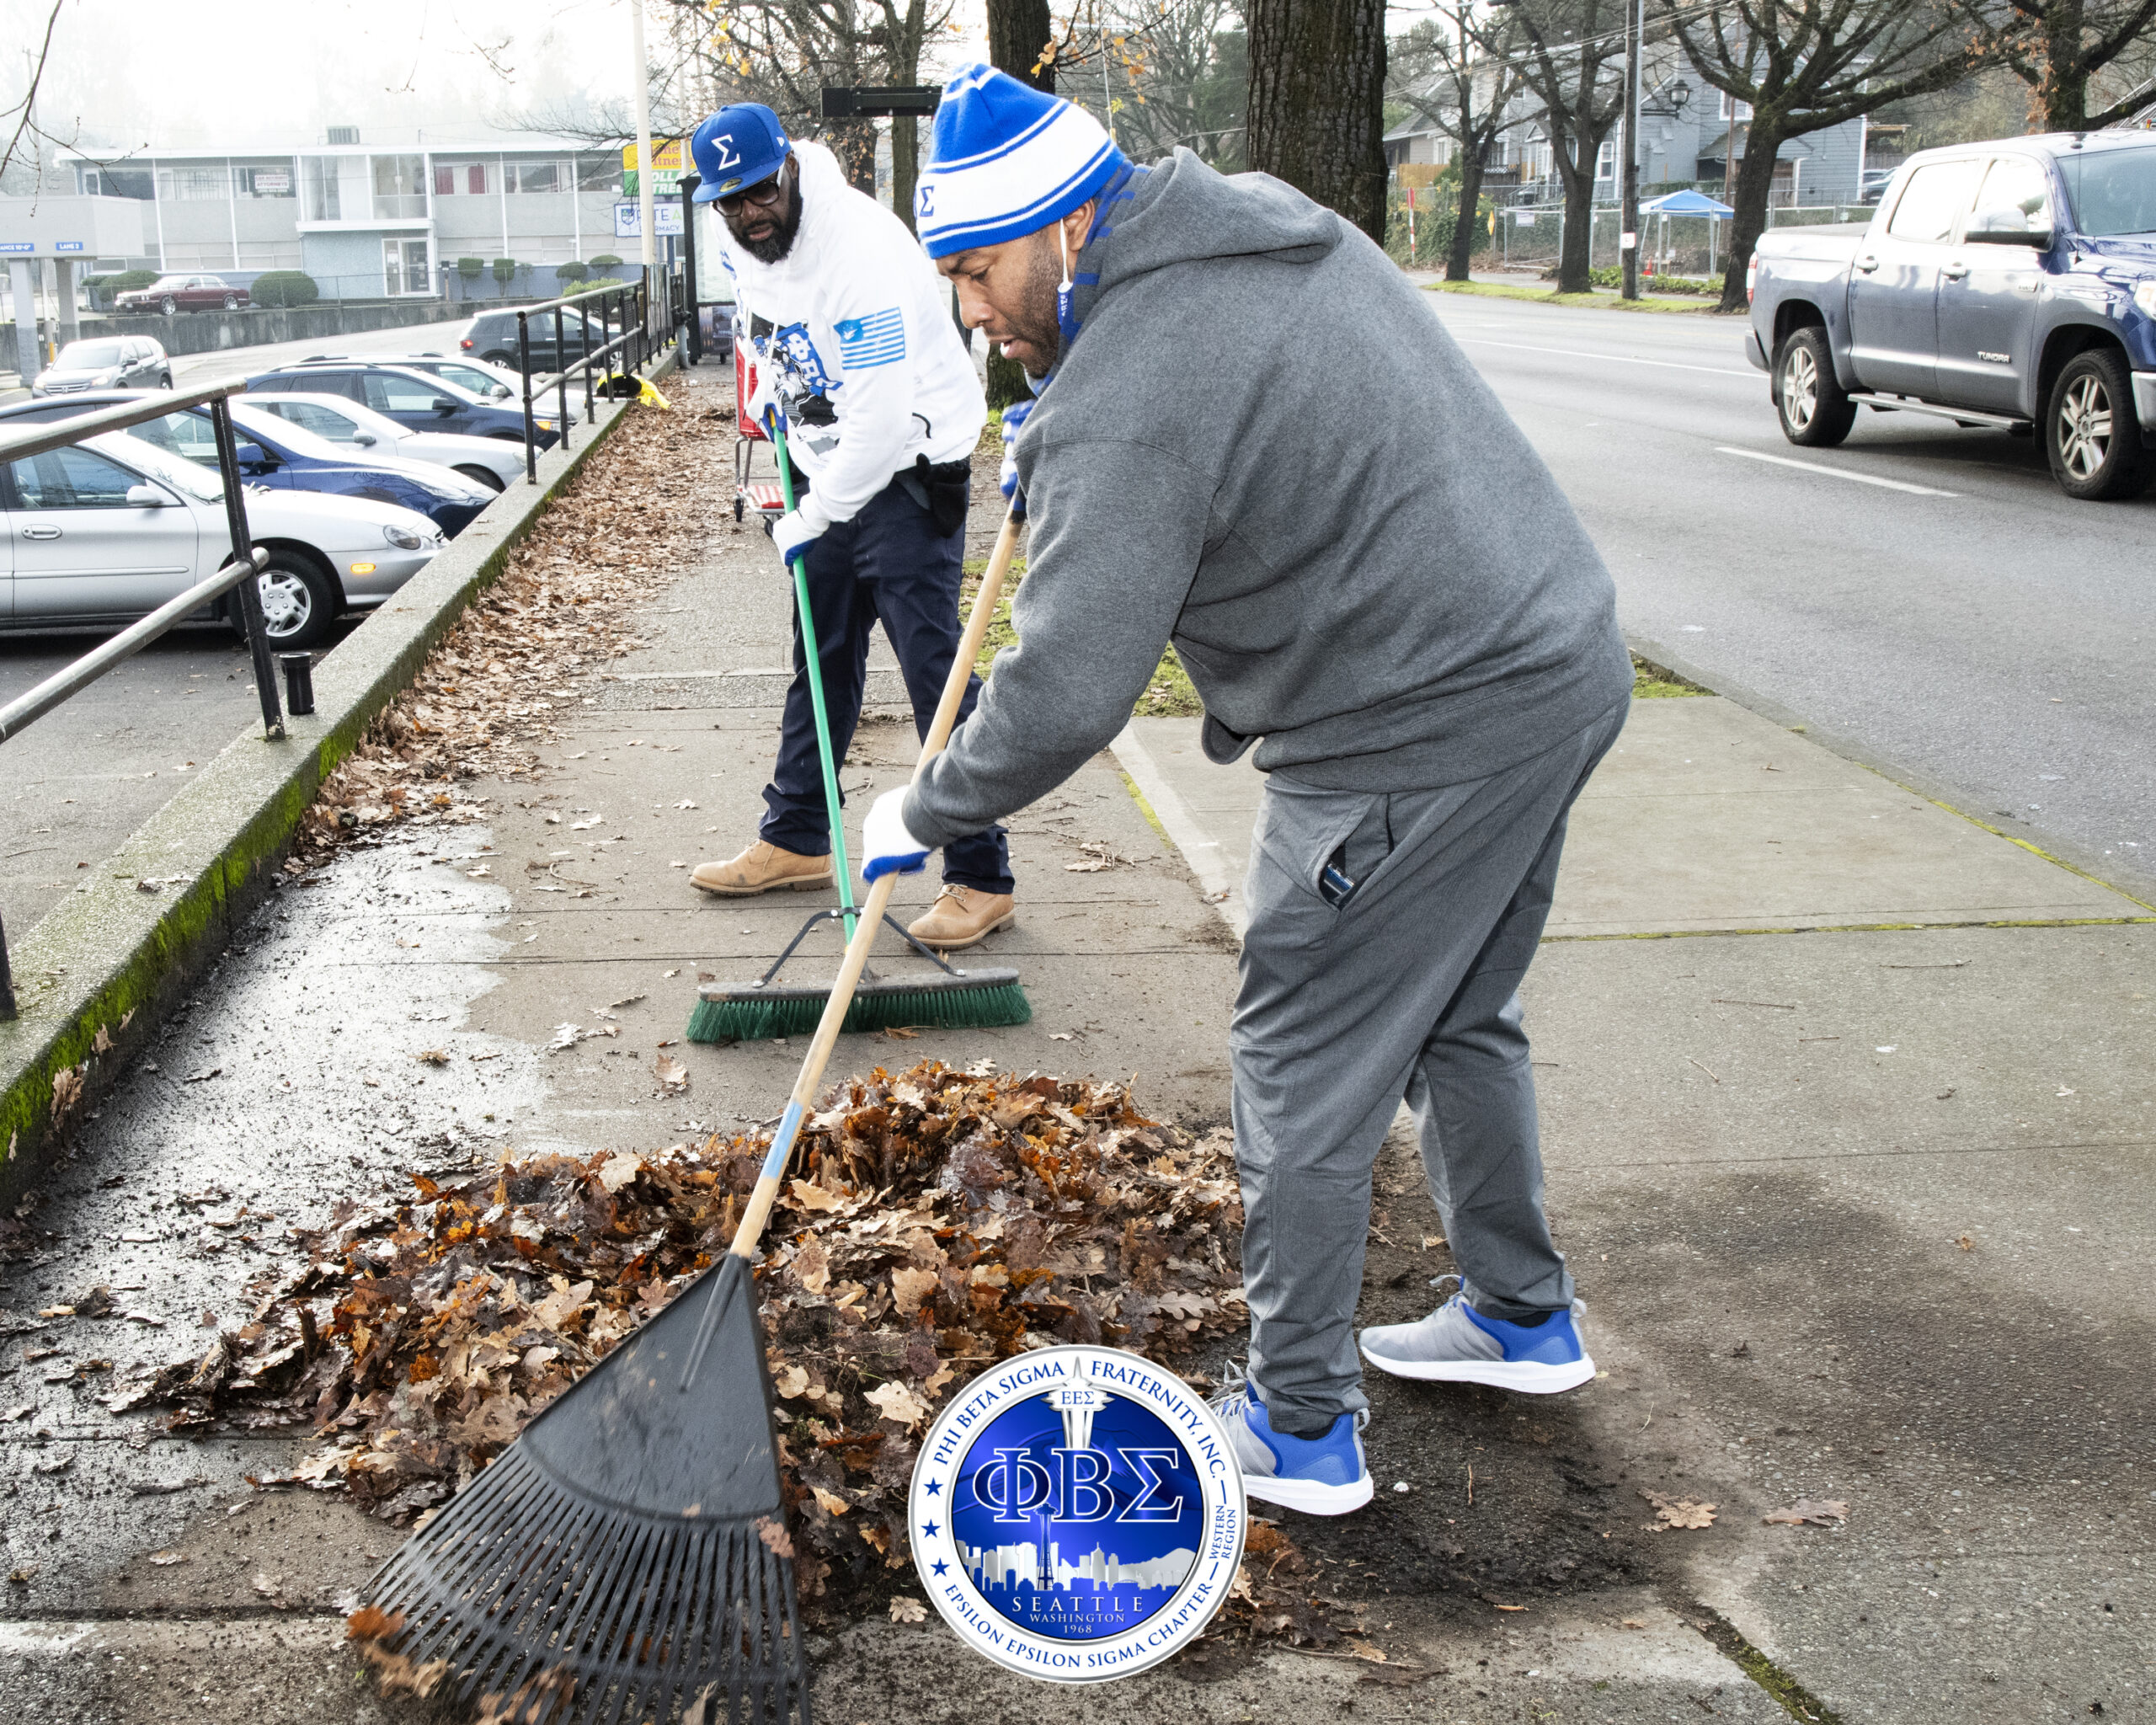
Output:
top-left (239, 392), bottom-right (522, 492)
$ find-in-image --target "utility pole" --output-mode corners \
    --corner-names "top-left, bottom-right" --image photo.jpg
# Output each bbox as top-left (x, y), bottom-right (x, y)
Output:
top-left (630, 0), bottom-right (656, 274)
top-left (1620, 0), bottom-right (1641, 301)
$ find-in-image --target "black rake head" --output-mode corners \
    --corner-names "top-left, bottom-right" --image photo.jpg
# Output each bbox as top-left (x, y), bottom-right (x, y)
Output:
top-left (366, 1256), bottom-right (810, 1724)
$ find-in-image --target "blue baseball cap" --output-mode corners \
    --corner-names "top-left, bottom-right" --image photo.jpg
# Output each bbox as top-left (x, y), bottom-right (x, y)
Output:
top-left (690, 104), bottom-right (792, 202)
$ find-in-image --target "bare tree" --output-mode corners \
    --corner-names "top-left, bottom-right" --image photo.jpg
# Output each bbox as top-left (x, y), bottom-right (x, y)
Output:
top-left (1390, 5), bottom-right (1530, 281)
top-left (1246, 0), bottom-right (1390, 243)
top-left (1666, 1), bottom-right (2001, 312)
top-left (1, 1), bottom-right (72, 194)
top-left (1059, 0), bottom-right (1248, 168)
top-left (1960, 0), bottom-right (2156, 129)
top-left (1501, 0), bottom-right (1627, 295)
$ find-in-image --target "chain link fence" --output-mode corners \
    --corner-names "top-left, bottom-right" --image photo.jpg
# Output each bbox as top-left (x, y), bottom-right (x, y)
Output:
top-left (1483, 200), bottom-right (1876, 284)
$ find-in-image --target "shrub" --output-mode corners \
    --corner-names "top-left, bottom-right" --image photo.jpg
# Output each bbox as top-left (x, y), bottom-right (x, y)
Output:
top-left (110, 269), bottom-right (159, 292)
top-left (588, 254), bottom-right (623, 271)
top-left (553, 260), bottom-right (589, 284)
top-left (456, 256), bottom-right (485, 280)
top-left (250, 270), bottom-right (319, 308)
top-left (491, 257), bottom-right (517, 288)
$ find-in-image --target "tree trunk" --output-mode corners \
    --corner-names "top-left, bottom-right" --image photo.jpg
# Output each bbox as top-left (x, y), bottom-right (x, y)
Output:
top-left (1246, 0), bottom-right (1389, 244)
top-left (1447, 152), bottom-right (1485, 282)
top-left (988, 0), bottom-right (1056, 88)
top-left (983, 0), bottom-right (1056, 409)
top-left (1718, 118), bottom-right (1783, 312)
top-left (892, 116), bottom-right (921, 233)
top-left (1554, 155), bottom-right (1594, 294)
top-left (2040, 0), bottom-right (2090, 131)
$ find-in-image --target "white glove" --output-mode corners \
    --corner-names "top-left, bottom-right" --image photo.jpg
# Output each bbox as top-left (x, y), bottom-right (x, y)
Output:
top-left (861, 786), bottom-right (930, 881)
top-left (770, 508), bottom-right (820, 569)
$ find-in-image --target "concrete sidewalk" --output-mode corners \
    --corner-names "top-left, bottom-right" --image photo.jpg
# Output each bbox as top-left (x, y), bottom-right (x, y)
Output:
top-left (0, 355), bottom-right (2147, 1722)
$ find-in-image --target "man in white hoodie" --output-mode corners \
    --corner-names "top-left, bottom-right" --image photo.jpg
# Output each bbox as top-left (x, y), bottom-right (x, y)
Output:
top-left (685, 103), bottom-right (1014, 948)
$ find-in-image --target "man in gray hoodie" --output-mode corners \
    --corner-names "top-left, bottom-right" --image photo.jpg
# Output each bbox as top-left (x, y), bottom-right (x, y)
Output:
top-left (862, 65), bottom-right (1633, 1517)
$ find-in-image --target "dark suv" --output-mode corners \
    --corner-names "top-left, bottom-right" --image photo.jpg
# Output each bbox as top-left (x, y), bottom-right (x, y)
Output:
top-left (461, 307), bottom-right (621, 374)
top-left (244, 361), bottom-right (568, 448)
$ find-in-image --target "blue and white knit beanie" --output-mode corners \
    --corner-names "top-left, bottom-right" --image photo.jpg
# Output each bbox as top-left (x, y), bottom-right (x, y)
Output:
top-left (915, 63), bottom-right (1128, 259)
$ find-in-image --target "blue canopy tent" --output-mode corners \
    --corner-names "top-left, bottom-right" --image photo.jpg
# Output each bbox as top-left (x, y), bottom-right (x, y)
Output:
top-left (1640, 187), bottom-right (1736, 276)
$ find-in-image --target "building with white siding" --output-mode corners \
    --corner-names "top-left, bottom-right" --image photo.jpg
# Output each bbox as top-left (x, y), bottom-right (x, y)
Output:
top-left (55, 129), bottom-right (640, 298)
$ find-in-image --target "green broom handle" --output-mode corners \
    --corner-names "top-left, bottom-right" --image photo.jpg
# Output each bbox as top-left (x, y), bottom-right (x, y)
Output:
top-left (727, 507), bottom-right (1022, 1262)
top-left (769, 425), bottom-right (858, 939)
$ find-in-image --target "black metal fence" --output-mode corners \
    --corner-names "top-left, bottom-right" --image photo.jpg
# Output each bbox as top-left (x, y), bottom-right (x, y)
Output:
top-left (510, 264), bottom-right (697, 482)
top-left (0, 382), bottom-right (291, 1019)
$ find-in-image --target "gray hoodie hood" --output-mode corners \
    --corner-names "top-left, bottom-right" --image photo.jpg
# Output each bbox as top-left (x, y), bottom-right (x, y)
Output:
top-left (906, 149), bottom-right (1630, 847)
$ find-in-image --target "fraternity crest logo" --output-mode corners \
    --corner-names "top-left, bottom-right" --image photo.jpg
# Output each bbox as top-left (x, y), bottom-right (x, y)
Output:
top-left (909, 1346), bottom-right (1245, 1683)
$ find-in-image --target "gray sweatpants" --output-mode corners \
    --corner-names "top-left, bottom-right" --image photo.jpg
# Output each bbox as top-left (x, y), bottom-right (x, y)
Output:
top-left (1230, 701), bottom-right (1626, 1435)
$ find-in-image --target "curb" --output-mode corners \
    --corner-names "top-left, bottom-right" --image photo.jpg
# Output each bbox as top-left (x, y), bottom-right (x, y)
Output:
top-left (0, 353), bottom-right (679, 1197)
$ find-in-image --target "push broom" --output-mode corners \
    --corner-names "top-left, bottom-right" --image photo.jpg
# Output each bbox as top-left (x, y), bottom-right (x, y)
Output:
top-left (686, 435), bottom-right (1027, 1044)
top-left (361, 510), bottom-right (1027, 1724)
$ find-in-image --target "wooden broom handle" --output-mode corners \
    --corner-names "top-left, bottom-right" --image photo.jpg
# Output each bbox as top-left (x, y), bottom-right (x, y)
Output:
top-left (726, 509), bottom-right (1023, 1260)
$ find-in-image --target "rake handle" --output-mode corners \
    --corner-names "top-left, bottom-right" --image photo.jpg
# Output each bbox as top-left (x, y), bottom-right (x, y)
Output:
top-left (725, 507), bottom-right (1022, 1263)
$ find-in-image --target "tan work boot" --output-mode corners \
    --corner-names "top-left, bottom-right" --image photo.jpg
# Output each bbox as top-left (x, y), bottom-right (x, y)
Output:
top-left (690, 840), bottom-right (834, 897)
top-left (906, 884), bottom-right (1017, 950)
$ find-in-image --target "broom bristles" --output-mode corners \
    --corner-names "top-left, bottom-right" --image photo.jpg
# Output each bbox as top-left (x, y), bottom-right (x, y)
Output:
top-left (369, 1443), bottom-right (808, 1723)
top-left (686, 972), bottom-right (1030, 1044)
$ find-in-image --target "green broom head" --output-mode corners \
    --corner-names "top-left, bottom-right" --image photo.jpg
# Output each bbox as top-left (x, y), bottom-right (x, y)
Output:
top-left (686, 967), bottom-right (1030, 1044)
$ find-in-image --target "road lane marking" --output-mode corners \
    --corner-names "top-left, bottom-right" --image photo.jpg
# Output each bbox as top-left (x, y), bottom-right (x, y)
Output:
top-left (1715, 446), bottom-right (1959, 496)
top-left (1445, 334), bottom-right (1756, 378)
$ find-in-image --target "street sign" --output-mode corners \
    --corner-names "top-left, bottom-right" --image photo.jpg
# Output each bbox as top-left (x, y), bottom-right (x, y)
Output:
top-left (54, 240), bottom-right (82, 252)
top-left (615, 200), bottom-right (683, 239)
top-left (822, 85), bottom-right (941, 118)
top-left (0, 242), bottom-right (31, 254)
top-left (622, 169), bottom-right (680, 197)
top-left (621, 141), bottom-right (684, 171)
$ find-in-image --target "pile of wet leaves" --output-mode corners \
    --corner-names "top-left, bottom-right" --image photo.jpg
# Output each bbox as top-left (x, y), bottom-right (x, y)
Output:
top-left (291, 372), bottom-right (731, 868)
top-left (125, 1060), bottom-right (1270, 1615)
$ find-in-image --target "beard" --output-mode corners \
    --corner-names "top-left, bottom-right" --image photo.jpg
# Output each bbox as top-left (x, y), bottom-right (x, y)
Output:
top-left (728, 180), bottom-right (803, 264)
top-left (1001, 228), bottom-right (1066, 377)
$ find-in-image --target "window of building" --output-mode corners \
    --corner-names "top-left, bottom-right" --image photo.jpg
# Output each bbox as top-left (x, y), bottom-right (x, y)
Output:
top-left (507, 161), bottom-right (562, 195)
top-left (432, 162), bottom-right (491, 195)
top-left (233, 162), bottom-right (295, 199)
top-left (372, 153), bottom-right (427, 219)
top-left (469, 163), bottom-right (488, 195)
top-left (304, 156), bottom-right (341, 222)
top-left (156, 166), bottom-right (230, 201)
top-left (434, 164), bottom-right (455, 196)
top-left (1596, 140), bottom-right (1614, 180)
top-left (575, 155), bottom-right (617, 192)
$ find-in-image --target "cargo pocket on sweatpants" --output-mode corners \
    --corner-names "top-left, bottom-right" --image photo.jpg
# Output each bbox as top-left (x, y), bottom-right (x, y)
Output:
top-left (1247, 783), bottom-right (1380, 951)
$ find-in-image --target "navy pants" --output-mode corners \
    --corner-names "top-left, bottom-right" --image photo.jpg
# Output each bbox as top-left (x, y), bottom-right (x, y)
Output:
top-left (760, 478), bottom-right (1013, 895)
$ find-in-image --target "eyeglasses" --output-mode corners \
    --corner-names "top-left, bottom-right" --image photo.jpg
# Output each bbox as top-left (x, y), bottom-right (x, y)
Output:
top-left (716, 172), bottom-right (787, 216)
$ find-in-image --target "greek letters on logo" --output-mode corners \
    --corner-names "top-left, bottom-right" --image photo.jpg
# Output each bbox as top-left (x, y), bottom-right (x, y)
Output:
top-left (908, 1345), bottom-right (1246, 1683)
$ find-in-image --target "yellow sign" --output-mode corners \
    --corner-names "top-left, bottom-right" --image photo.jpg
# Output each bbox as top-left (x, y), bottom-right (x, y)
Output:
top-left (621, 140), bottom-right (685, 171)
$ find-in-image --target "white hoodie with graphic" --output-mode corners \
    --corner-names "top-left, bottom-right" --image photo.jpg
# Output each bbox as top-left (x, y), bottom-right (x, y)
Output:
top-left (718, 141), bottom-right (985, 531)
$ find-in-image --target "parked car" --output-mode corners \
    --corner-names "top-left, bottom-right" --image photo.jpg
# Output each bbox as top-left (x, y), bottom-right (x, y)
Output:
top-left (243, 361), bottom-right (568, 448)
top-left (460, 306), bottom-right (621, 374)
top-left (1748, 131), bottom-right (2156, 499)
top-left (1860, 167), bottom-right (1897, 203)
top-left (112, 273), bottom-right (249, 315)
top-left (289, 353), bottom-right (518, 402)
top-left (0, 429), bottom-right (442, 649)
top-left (243, 390), bottom-right (519, 491)
top-left (0, 393), bottom-right (494, 539)
top-left (31, 335), bottom-right (172, 396)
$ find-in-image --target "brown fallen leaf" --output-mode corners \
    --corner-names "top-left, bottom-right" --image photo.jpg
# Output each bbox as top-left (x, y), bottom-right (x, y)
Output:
top-left (1641, 1489), bottom-right (1717, 1530)
top-left (1956, 1234), bottom-right (1974, 1251)
top-left (1763, 1498), bottom-right (1849, 1527)
top-left (889, 1596), bottom-right (927, 1624)
top-left (415, 1049), bottom-right (451, 1066)
top-left (147, 1550), bottom-right (187, 1567)
top-left (654, 1053), bottom-right (690, 1095)
top-left (1347, 1638), bottom-right (1388, 1663)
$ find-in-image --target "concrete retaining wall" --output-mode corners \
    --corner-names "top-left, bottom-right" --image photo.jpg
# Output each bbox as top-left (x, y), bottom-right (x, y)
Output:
top-left (0, 347), bottom-right (678, 1199)
top-left (92, 298), bottom-right (472, 357)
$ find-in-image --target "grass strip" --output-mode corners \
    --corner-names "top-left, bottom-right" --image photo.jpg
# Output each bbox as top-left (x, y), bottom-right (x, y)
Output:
top-left (1427, 279), bottom-right (1727, 315)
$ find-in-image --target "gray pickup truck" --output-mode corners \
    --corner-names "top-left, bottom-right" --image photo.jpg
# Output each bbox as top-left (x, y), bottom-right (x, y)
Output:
top-left (1747, 131), bottom-right (2156, 500)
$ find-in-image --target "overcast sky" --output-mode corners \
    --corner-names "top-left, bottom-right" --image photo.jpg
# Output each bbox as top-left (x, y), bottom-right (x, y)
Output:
top-left (6, 0), bottom-right (997, 158)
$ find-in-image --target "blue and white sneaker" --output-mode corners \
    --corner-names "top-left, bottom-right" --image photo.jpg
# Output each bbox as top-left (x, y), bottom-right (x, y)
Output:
top-left (1358, 1278), bottom-right (1595, 1394)
top-left (1208, 1365), bottom-right (1373, 1516)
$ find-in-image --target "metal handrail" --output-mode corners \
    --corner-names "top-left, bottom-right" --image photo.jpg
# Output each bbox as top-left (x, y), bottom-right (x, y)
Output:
top-left (0, 377), bottom-right (287, 1019)
top-left (511, 265), bottom-right (693, 482)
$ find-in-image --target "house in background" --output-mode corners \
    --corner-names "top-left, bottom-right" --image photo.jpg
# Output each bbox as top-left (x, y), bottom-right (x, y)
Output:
top-left (1385, 56), bottom-right (1869, 207)
top-left (55, 127), bottom-right (629, 299)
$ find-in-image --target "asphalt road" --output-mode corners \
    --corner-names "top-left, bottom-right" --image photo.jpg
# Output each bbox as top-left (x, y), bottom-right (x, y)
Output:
top-left (1426, 288), bottom-right (2156, 892)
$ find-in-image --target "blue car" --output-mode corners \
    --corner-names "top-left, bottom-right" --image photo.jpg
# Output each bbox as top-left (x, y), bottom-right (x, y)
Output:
top-left (244, 360), bottom-right (568, 450)
top-left (0, 392), bottom-right (494, 538)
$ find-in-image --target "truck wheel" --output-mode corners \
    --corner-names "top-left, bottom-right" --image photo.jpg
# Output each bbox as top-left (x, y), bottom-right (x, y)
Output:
top-left (2046, 348), bottom-right (2151, 501)
top-left (1775, 328), bottom-right (1856, 447)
